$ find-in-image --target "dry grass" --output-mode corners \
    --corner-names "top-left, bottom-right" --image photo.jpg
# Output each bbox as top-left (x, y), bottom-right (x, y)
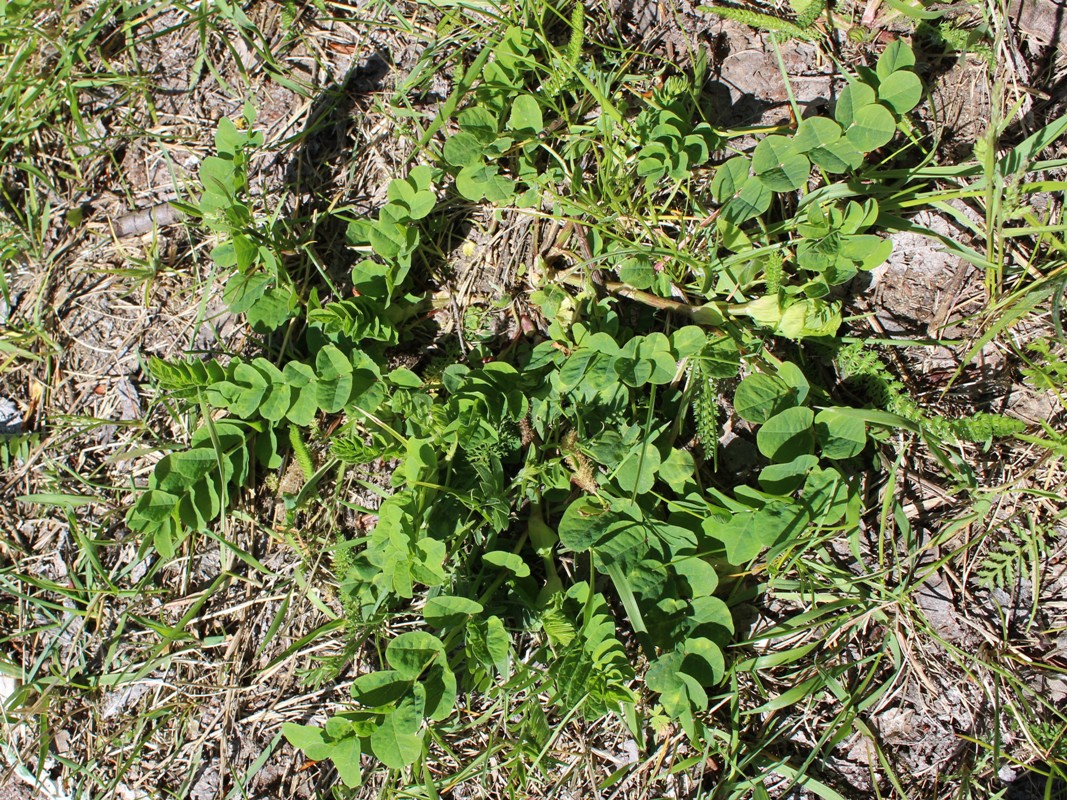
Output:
top-left (2, 0), bottom-right (1067, 798)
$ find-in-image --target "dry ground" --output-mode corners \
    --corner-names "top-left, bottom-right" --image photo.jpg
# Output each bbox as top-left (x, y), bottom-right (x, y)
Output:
top-left (2, 1), bottom-right (1067, 798)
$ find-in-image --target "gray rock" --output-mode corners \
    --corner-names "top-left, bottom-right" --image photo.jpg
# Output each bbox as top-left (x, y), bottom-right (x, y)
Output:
top-left (0, 397), bottom-right (22, 435)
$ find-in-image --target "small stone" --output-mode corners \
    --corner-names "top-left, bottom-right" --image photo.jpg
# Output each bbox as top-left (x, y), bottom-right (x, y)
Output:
top-left (0, 397), bottom-right (22, 435)
top-left (1000, 765), bottom-right (1019, 784)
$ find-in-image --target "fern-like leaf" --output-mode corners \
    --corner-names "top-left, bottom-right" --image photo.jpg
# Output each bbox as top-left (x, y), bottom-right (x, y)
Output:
top-left (308, 297), bottom-right (398, 344)
top-left (698, 4), bottom-right (819, 41)
top-left (976, 541), bottom-right (1025, 592)
top-left (147, 356), bottom-right (229, 399)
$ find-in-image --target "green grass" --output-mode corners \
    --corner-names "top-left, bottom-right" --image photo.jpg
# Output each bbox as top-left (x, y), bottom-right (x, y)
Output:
top-left (2, 0), bottom-right (1066, 797)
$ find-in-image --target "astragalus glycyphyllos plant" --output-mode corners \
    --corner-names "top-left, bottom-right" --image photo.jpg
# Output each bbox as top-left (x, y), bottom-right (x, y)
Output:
top-left (128, 22), bottom-right (1042, 788)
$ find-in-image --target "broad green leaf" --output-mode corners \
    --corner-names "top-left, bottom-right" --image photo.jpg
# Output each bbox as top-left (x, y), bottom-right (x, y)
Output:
top-left (638, 351), bottom-right (676, 385)
top-left (154, 523), bottom-right (177, 560)
top-left (710, 156), bottom-right (751, 203)
top-left (331, 735), bottom-right (362, 787)
top-left (617, 257), bottom-right (655, 290)
top-left (155, 449), bottom-right (218, 491)
top-left (386, 631), bottom-right (446, 680)
top-left (325, 716), bottom-right (354, 740)
top-left (702, 509), bottom-right (756, 564)
top-left (199, 156), bottom-right (236, 198)
top-left (404, 437), bottom-right (437, 484)
top-left (646, 652), bottom-right (707, 716)
top-left (793, 116), bottom-right (843, 153)
top-left (683, 132), bottom-right (711, 165)
top-left (757, 406), bottom-right (816, 462)
top-left (804, 465), bottom-right (852, 524)
top-left (637, 146), bottom-right (668, 180)
top-left (734, 373), bottom-right (795, 424)
top-left (316, 345), bottom-right (352, 378)
top-left (457, 105), bottom-right (499, 141)
top-left (467, 615), bottom-right (510, 676)
top-left (315, 346), bottom-right (354, 413)
top-left (214, 117), bottom-right (243, 155)
top-left (658, 448), bottom-right (695, 486)
top-left (776, 297), bottom-right (842, 339)
top-left (759, 454), bottom-right (820, 494)
top-left (233, 364), bottom-right (268, 420)
top-left (283, 361), bottom-right (318, 425)
top-left (246, 287), bottom-right (293, 332)
top-left (558, 349), bottom-right (614, 393)
top-left (456, 163), bottom-right (516, 203)
top-left (254, 425), bottom-right (283, 470)
top-left (508, 94), bottom-right (543, 133)
top-left (424, 595), bottom-right (483, 627)
top-left (594, 521), bottom-right (647, 567)
top-left (815, 408), bottom-right (867, 459)
top-left (387, 176), bottom-right (416, 206)
top-left (351, 670), bottom-right (410, 707)
top-left (876, 40), bottom-right (916, 79)
top-left (423, 663), bottom-right (458, 721)
top-left (387, 367), bottom-right (423, 388)
top-left (412, 538), bottom-right (447, 587)
top-left (406, 191), bottom-right (435, 220)
top-left (131, 489), bottom-right (180, 523)
top-left (702, 501), bottom-right (808, 564)
top-left (580, 430), bottom-right (630, 470)
top-left (877, 70), bottom-right (922, 115)
top-left (182, 475), bottom-right (221, 530)
top-left (223, 271), bottom-right (271, 314)
top-left (482, 550), bottom-right (531, 578)
top-left (636, 333), bottom-right (678, 383)
top-left (613, 354), bottom-right (652, 387)
top-left (370, 704), bottom-right (423, 769)
top-left (614, 443), bottom-right (661, 494)
top-left (690, 596), bottom-right (734, 633)
top-left (281, 723), bottom-right (334, 762)
top-left (370, 220), bottom-right (415, 260)
top-left (698, 335), bottom-right (741, 378)
top-left (776, 362), bottom-right (810, 405)
top-left (717, 217), bottom-right (751, 251)
top-left (670, 326), bottom-right (707, 359)
top-left (627, 558), bottom-right (668, 597)
top-left (650, 519), bottom-right (698, 555)
top-left (682, 636), bottom-right (726, 685)
top-left (285, 385), bottom-right (318, 426)
top-left (258, 382), bottom-right (292, 423)
top-left (809, 138), bottom-right (864, 173)
top-left (409, 164), bottom-right (432, 191)
top-left (834, 81), bottom-right (877, 127)
top-left (674, 556), bottom-right (718, 597)
top-left (752, 135), bottom-right (810, 192)
top-left (558, 496), bottom-right (624, 551)
top-left (443, 131), bottom-right (484, 167)
top-left (845, 103), bottom-right (896, 152)
top-left (723, 177), bottom-right (773, 223)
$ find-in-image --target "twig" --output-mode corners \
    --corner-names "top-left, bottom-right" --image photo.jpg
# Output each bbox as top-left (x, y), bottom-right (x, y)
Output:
top-left (109, 202), bottom-right (184, 238)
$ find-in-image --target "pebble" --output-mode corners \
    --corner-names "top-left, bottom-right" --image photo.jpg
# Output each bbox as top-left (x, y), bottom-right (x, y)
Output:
top-left (0, 397), bottom-right (22, 435)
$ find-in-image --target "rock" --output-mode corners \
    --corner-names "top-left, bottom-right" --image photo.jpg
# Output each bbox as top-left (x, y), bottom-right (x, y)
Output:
top-left (868, 209), bottom-right (975, 335)
top-left (1010, 0), bottom-right (1067, 52)
top-left (0, 397), bottom-right (22, 435)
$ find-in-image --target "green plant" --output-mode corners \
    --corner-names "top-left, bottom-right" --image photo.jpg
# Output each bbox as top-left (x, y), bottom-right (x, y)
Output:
top-left (835, 341), bottom-right (1026, 443)
top-left (121, 23), bottom-right (1057, 792)
top-left (173, 108), bottom-right (299, 332)
top-left (698, 3), bottom-right (821, 42)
